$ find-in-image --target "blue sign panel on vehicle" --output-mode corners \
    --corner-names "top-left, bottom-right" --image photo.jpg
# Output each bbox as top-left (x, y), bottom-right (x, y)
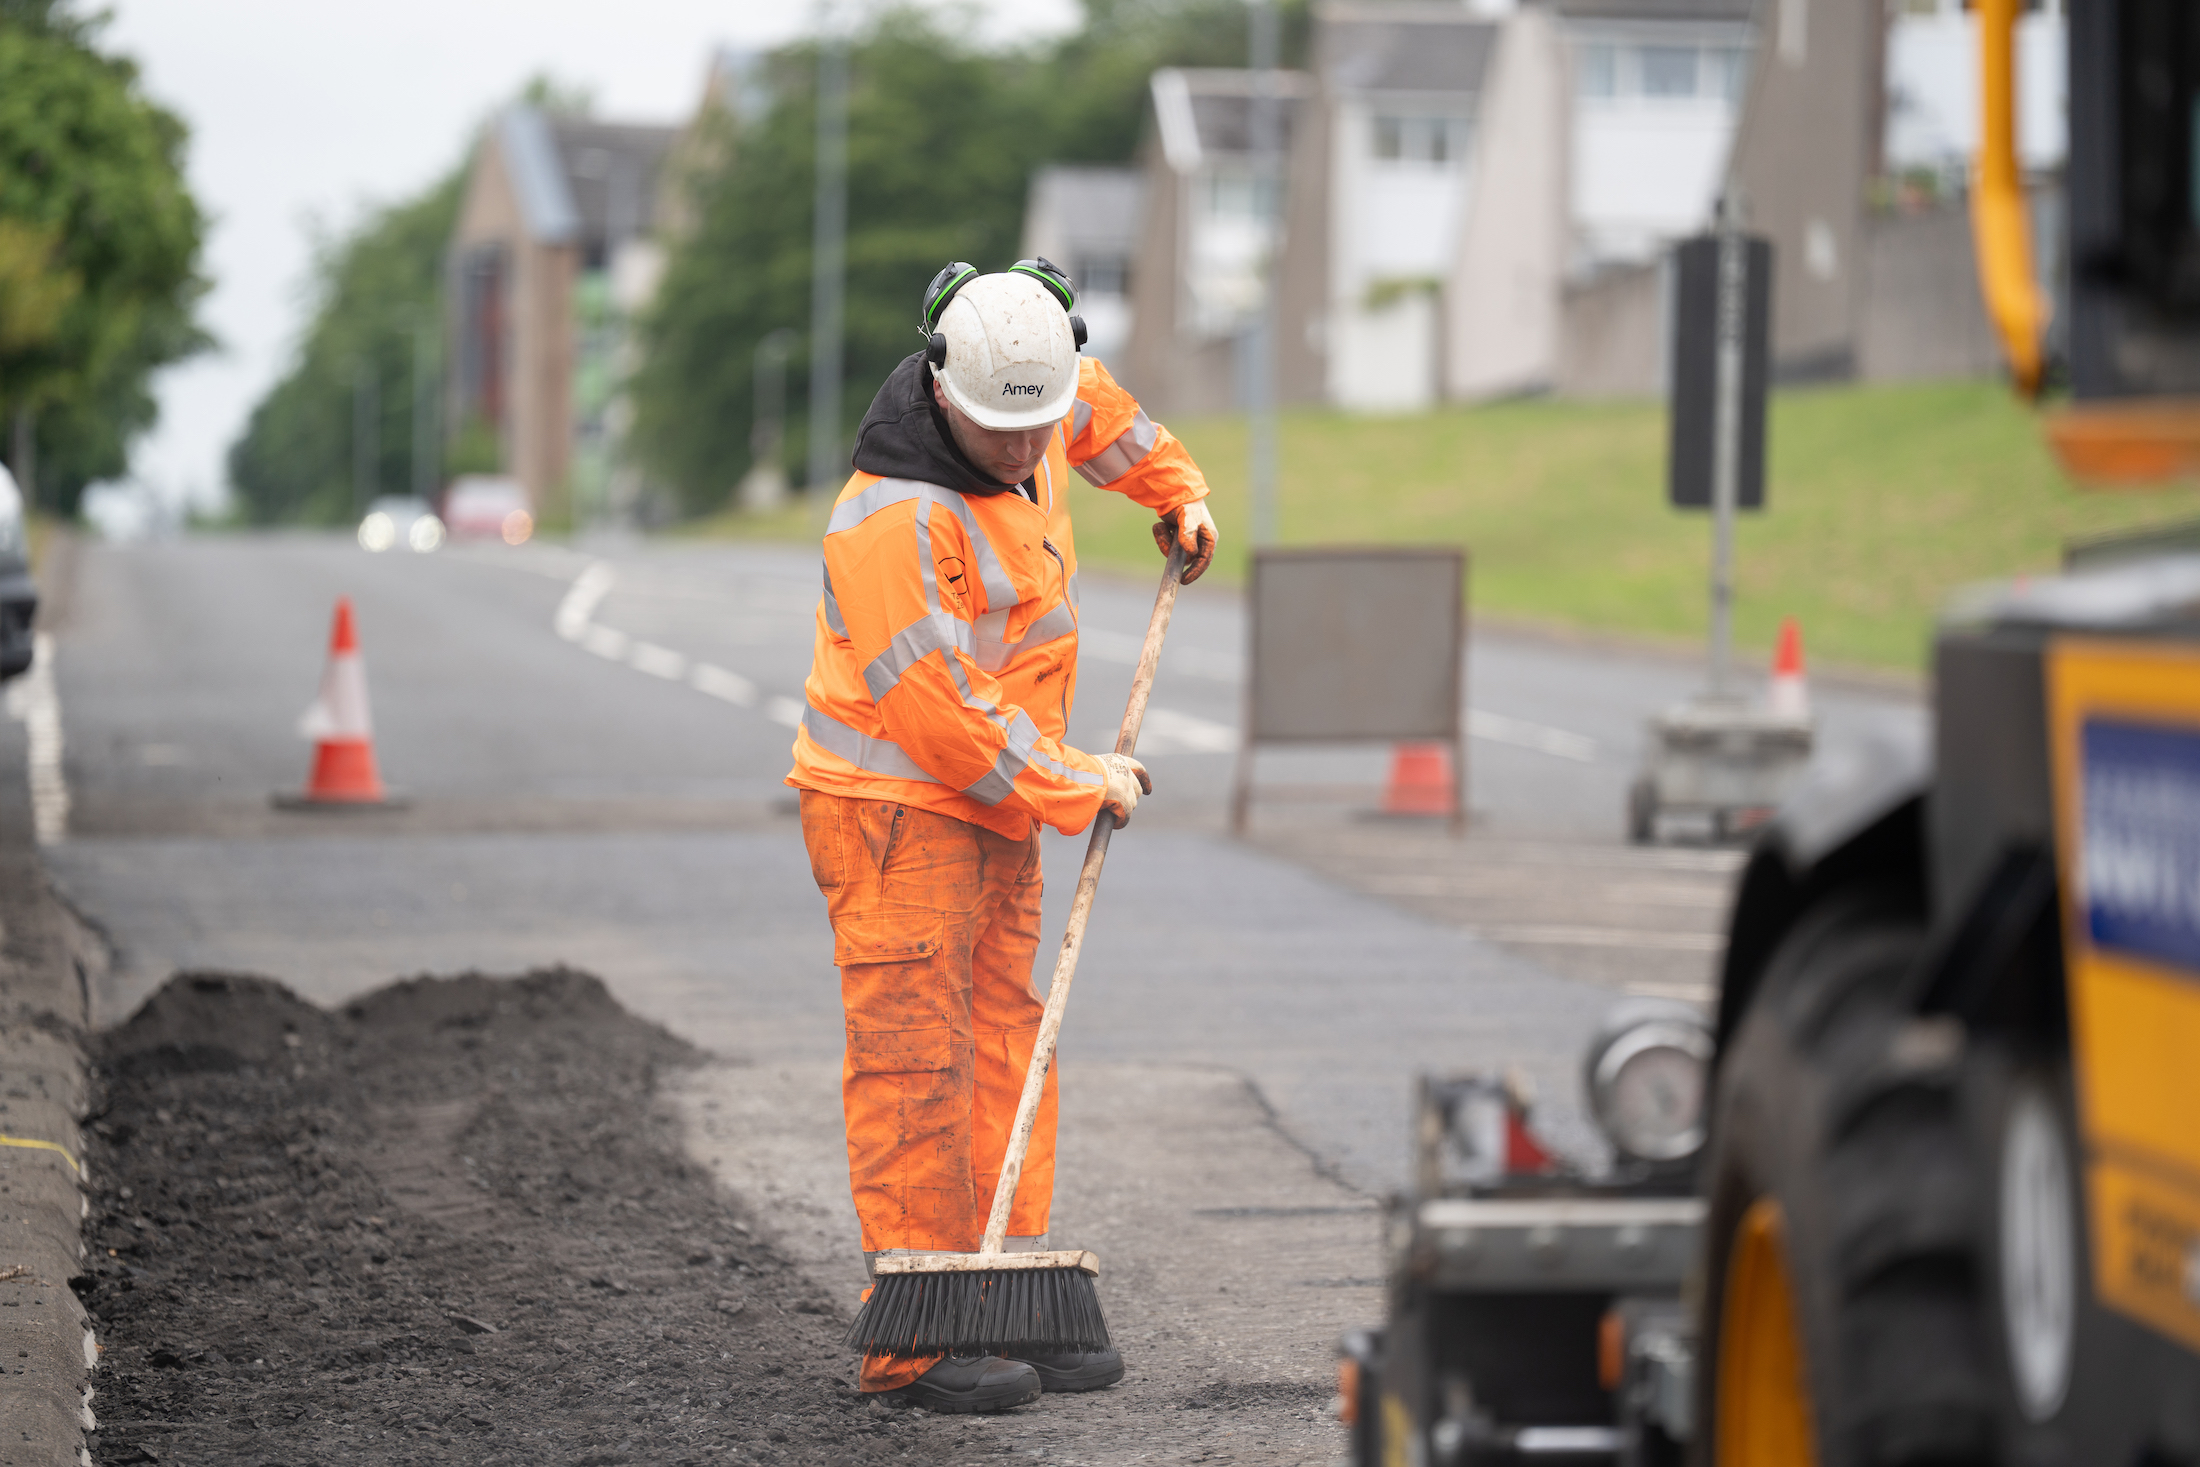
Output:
top-left (2080, 717), bottom-right (2200, 976)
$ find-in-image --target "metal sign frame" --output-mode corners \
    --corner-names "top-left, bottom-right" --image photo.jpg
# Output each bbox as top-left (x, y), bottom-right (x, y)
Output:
top-left (1230, 545), bottom-right (1468, 835)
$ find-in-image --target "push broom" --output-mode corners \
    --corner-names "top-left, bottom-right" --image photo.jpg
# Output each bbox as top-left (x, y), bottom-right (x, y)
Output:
top-left (845, 540), bottom-right (1189, 1359)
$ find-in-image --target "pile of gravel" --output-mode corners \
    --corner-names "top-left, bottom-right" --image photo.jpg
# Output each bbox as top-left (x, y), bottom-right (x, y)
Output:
top-left (76, 968), bottom-right (1013, 1465)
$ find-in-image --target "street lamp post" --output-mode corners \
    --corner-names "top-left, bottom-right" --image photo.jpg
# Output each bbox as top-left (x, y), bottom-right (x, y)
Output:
top-left (1248, 0), bottom-right (1282, 548)
top-left (807, 22), bottom-right (850, 505)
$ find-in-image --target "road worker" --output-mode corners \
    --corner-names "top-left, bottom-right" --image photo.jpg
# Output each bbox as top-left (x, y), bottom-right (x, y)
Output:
top-left (785, 259), bottom-right (1218, 1413)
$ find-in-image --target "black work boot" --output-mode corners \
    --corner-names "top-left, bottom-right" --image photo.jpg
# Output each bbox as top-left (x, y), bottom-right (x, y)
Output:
top-left (1004, 1346), bottom-right (1125, 1393)
top-left (869, 1352), bottom-right (1041, 1413)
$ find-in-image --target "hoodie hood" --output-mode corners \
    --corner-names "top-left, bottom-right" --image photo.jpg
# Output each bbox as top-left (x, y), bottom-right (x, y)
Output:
top-left (849, 352), bottom-right (1027, 497)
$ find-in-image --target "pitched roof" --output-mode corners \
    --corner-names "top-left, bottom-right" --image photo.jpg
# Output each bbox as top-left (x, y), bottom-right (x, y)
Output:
top-left (1314, 3), bottom-right (1500, 96)
top-left (492, 105), bottom-right (680, 249)
top-left (1026, 167), bottom-right (1145, 257)
top-left (1150, 69), bottom-right (1315, 172)
top-left (1544, 0), bottom-right (1755, 22)
top-left (497, 107), bottom-right (580, 244)
top-left (548, 118), bottom-right (680, 248)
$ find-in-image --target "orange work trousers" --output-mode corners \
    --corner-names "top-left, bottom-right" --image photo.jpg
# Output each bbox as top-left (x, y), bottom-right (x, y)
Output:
top-left (800, 791), bottom-right (1059, 1391)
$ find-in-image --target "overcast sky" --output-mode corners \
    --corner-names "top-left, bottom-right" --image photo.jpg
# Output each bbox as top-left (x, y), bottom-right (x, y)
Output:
top-left (99, 0), bottom-right (1081, 512)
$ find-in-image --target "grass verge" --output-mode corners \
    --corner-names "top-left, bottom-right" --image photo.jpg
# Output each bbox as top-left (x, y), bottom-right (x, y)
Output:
top-left (689, 380), bottom-right (2200, 672)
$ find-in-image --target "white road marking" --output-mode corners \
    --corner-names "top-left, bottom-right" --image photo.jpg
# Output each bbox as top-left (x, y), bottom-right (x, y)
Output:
top-left (4, 632), bottom-right (69, 844)
top-left (690, 663), bottom-right (759, 706)
top-left (1475, 924), bottom-right (1722, 952)
top-left (554, 562), bottom-right (614, 640)
top-left (1626, 981), bottom-right (1718, 1003)
top-left (1078, 628), bottom-right (1239, 681)
top-left (765, 697), bottom-right (804, 729)
top-left (580, 625), bottom-right (629, 661)
top-left (1142, 706), bottom-right (1239, 753)
top-left (627, 641), bottom-right (688, 680)
top-left (1466, 709), bottom-right (1598, 763)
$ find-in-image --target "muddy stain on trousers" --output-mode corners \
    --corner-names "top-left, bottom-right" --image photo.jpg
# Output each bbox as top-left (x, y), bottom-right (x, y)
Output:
top-left (801, 792), bottom-right (1060, 1388)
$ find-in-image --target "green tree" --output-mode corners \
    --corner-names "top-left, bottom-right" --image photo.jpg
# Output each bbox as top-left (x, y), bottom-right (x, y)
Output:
top-left (630, 1), bottom-right (1306, 517)
top-left (226, 173), bottom-right (463, 525)
top-left (0, 2), bottom-right (208, 514)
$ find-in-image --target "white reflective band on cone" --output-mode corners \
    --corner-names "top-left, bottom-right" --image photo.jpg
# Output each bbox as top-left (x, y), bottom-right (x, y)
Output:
top-left (298, 653), bottom-right (373, 741)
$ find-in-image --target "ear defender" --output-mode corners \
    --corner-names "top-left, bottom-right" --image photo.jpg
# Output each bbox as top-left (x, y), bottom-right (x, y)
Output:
top-left (1010, 257), bottom-right (1077, 312)
top-left (920, 260), bottom-right (980, 370)
top-left (921, 257), bottom-right (1087, 372)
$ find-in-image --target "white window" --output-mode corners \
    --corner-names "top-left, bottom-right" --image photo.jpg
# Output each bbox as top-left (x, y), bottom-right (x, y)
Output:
top-left (1372, 115), bottom-right (1470, 165)
top-left (1576, 40), bottom-right (1752, 103)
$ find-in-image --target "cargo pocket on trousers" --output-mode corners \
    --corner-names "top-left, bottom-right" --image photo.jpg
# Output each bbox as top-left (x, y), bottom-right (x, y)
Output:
top-left (836, 913), bottom-right (956, 1088)
top-left (833, 912), bottom-right (944, 969)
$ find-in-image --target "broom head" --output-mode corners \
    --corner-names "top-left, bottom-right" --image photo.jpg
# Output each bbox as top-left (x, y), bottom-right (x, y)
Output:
top-left (846, 1249), bottom-right (1110, 1357)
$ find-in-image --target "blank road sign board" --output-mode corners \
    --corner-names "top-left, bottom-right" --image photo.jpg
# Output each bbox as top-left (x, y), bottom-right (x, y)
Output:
top-left (1235, 546), bottom-right (1467, 831)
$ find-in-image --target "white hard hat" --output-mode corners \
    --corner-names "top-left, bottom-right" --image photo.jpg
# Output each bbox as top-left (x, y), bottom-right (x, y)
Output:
top-left (929, 272), bottom-right (1080, 432)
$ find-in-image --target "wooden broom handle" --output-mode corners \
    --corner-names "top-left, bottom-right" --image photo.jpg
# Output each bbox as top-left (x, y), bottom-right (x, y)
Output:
top-left (980, 541), bottom-right (1188, 1254)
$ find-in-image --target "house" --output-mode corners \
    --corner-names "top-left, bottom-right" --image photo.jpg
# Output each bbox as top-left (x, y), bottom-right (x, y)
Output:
top-left (1447, 0), bottom-right (1755, 400)
top-left (1277, 3), bottom-right (1498, 412)
top-left (446, 106), bottom-right (677, 524)
top-left (1124, 68), bottom-right (1314, 418)
top-left (1021, 166), bottom-right (1145, 372)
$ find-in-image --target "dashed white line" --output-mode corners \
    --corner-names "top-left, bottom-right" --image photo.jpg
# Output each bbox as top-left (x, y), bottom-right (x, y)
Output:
top-left (765, 697), bottom-right (804, 729)
top-left (690, 663), bottom-right (759, 707)
top-left (628, 641), bottom-right (689, 680)
top-left (554, 562), bottom-right (614, 640)
top-left (1142, 706), bottom-right (1239, 753)
top-left (580, 625), bottom-right (629, 661)
top-left (1468, 709), bottom-right (1598, 763)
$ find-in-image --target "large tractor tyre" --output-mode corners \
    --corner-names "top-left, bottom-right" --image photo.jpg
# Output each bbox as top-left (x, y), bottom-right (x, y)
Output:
top-left (1694, 886), bottom-right (1997, 1467)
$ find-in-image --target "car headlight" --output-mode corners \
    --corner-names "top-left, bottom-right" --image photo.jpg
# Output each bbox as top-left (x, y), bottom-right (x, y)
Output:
top-left (1584, 1001), bottom-right (1713, 1165)
top-left (358, 512), bottom-right (396, 552)
top-left (408, 516), bottom-right (444, 553)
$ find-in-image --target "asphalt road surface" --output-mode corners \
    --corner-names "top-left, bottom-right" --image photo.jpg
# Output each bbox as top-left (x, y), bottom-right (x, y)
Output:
top-left (36, 529), bottom-right (1922, 1461)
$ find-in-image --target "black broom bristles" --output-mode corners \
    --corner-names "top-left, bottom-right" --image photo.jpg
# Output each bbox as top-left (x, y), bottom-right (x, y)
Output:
top-left (846, 1266), bottom-right (1111, 1357)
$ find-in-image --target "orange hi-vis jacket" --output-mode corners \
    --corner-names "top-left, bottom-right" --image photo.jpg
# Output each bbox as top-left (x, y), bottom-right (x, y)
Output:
top-left (787, 352), bottom-right (1210, 841)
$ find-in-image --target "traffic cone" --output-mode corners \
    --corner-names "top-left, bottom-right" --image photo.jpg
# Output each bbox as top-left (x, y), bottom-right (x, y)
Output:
top-left (1383, 741), bottom-right (1455, 816)
top-left (282, 597), bottom-right (390, 805)
top-left (1768, 616), bottom-right (1809, 721)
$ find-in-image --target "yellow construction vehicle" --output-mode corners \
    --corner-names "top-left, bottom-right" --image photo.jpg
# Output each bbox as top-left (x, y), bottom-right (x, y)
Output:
top-left (1697, 2), bottom-right (2200, 1461)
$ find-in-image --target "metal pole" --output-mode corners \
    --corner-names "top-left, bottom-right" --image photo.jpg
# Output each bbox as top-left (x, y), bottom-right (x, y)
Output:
top-left (353, 359), bottom-right (378, 519)
top-left (806, 22), bottom-right (849, 500)
top-left (1708, 200), bottom-right (1744, 695)
top-left (411, 323), bottom-right (438, 504)
top-left (1248, 0), bottom-right (1281, 547)
top-left (755, 327), bottom-right (795, 469)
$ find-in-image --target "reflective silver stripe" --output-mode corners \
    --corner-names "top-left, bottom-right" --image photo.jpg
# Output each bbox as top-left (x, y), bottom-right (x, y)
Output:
top-left (971, 608), bottom-right (1013, 670)
top-left (1070, 396), bottom-right (1095, 443)
top-left (800, 703), bottom-right (942, 784)
top-left (966, 708), bottom-right (1103, 807)
top-left (822, 562), bottom-right (847, 636)
top-left (969, 600), bottom-right (1078, 672)
top-left (920, 486), bottom-right (1019, 611)
top-left (1072, 409), bottom-right (1160, 487)
top-left (914, 492), bottom-right (942, 615)
top-left (827, 478), bottom-right (925, 534)
top-left (863, 612), bottom-right (974, 702)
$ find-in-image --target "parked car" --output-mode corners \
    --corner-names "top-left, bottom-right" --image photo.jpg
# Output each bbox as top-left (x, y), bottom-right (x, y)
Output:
top-left (358, 495), bottom-right (444, 553)
top-left (441, 475), bottom-right (533, 545)
top-left (0, 465), bottom-right (37, 681)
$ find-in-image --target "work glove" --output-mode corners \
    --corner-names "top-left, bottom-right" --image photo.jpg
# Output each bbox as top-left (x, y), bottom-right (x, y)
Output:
top-left (1152, 499), bottom-right (1218, 585)
top-left (1096, 752), bottom-right (1152, 825)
